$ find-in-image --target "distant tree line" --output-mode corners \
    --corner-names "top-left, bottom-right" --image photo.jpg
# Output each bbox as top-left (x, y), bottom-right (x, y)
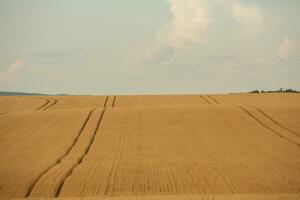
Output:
top-left (249, 88), bottom-right (299, 94)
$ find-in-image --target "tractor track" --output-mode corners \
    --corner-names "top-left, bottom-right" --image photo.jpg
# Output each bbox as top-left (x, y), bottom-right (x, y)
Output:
top-left (55, 109), bottom-right (107, 197)
top-left (199, 95), bottom-right (211, 104)
top-left (112, 96), bottom-right (117, 107)
top-left (43, 99), bottom-right (58, 111)
top-left (25, 109), bottom-right (95, 197)
top-left (103, 96), bottom-right (109, 107)
top-left (236, 105), bottom-right (300, 148)
top-left (35, 99), bottom-right (50, 111)
top-left (248, 104), bottom-right (300, 138)
top-left (207, 95), bottom-right (220, 104)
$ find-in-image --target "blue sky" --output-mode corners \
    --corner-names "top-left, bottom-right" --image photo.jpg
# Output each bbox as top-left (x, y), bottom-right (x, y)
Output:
top-left (0, 0), bottom-right (299, 94)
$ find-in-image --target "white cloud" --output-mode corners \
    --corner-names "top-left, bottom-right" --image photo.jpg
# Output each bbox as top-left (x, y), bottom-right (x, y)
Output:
top-left (143, 0), bottom-right (212, 65)
top-left (142, 0), bottom-right (264, 65)
top-left (159, 0), bottom-right (211, 48)
top-left (253, 58), bottom-right (276, 65)
top-left (143, 45), bottom-right (177, 66)
top-left (220, 0), bottom-right (264, 32)
top-left (0, 59), bottom-right (25, 85)
top-left (277, 37), bottom-right (295, 58)
top-left (8, 59), bottom-right (24, 73)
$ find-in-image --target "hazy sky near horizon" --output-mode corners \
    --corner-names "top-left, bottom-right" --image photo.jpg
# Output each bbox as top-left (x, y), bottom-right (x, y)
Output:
top-left (0, 0), bottom-right (299, 94)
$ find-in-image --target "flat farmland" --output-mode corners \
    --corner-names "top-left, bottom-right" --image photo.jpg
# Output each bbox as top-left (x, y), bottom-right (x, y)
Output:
top-left (0, 94), bottom-right (299, 200)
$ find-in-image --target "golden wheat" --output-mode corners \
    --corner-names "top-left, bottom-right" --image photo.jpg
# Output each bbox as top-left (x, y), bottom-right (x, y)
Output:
top-left (0, 94), bottom-right (299, 200)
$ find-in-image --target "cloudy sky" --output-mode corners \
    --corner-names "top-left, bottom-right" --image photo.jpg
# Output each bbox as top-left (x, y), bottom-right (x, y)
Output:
top-left (0, 0), bottom-right (299, 94)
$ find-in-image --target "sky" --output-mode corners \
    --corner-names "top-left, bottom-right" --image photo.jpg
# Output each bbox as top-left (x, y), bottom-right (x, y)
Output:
top-left (0, 0), bottom-right (299, 94)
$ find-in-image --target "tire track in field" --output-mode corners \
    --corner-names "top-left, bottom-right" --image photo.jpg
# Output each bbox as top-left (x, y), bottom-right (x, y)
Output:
top-left (199, 95), bottom-right (211, 104)
top-left (248, 104), bottom-right (300, 138)
top-left (236, 105), bottom-right (300, 148)
top-left (207, 95), bottom-right (220, 104)
top-left (43, 99), bottom-right (58, 111)
top-left (55, 109), bottom-right (107, 197)
top-left (112, 96), bottom-right (117, 107)
top-left (35, 99), bottom-right (50, 111)
top-left (25, 109), bottom-right (95, 197)
top-left (103, 96), bottom-right (109, 107)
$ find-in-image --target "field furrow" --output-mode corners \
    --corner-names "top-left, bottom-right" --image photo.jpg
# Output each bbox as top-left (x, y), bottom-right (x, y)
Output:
top-left (116, 95), bottom-right (207, 107)
top-left (27, 109), bottom-right (95, 197)
top-left (199, 95), bottom-right (211, 104)
top-left (103, 96), bottom-right (109, 108)
top-left (207, 95), bottom-right (219, 104)
top-left (214, 93), bottom-right (300, 105)
top-left (248, 105), bottom-right (300, 137)
top-left (43, 96), bottom-right (108, 110)
top-left (43, 99), bottom-right (58, 111)
top-left (0, 96), bottom-right (48, 112)
top-left (3, 193), bottom-right (300, 200)
top-left (0, 94), bottom-right (299, 199)
top-left (57, 105), bottom-right (300, 197)
top-left (106, 96), bottom-right (117, 108)
top-left (0, 109), bottom-right (92, 198)
top-left (112, 96), bottom-right (117, 107)
top-left (236, 105), bottom-right (300, 147)
top-left (56, 109), bottom-right (106, 197)
top-left (35, 99), bottom-right (50, 111)
top-left (27, 109), bottom-right (105, 197)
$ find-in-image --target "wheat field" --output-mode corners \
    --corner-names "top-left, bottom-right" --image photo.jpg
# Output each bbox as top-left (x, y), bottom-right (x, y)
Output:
top-left (0, 94), bottom-right (299, 200)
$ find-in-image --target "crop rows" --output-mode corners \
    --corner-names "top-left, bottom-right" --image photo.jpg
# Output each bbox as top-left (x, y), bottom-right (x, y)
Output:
top-left (0, 94), bottom-right (299, 199)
